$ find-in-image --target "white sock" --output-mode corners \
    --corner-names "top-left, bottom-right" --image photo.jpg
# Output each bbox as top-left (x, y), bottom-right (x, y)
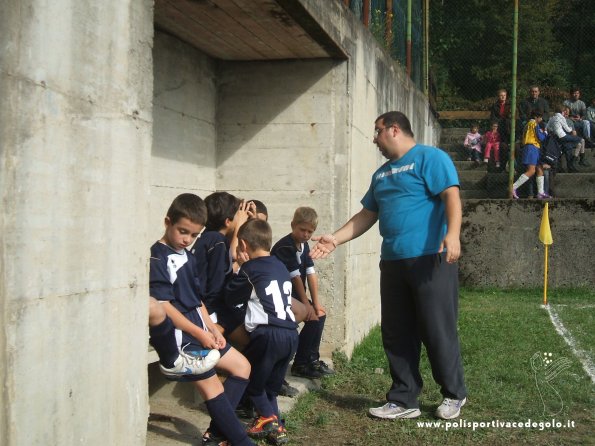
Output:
top-left (513, 174), bottom-right (530, 190)
top-left (537, 176), bottom-right (545, 195)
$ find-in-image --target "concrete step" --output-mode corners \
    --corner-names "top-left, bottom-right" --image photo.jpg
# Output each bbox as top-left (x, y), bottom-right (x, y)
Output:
top-left (461, 189), bottom-right (489, 199)
top-left (458, 170), bottom-right (487, 190)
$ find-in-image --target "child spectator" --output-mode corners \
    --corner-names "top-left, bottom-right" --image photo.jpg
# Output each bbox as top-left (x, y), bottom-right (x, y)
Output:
top-left (192, 192), bottom-right (251, 345)
top-left (512, 111), bottom-right (548, 199)
top-left (271, 207), bottom-right (335, 379)
top-left (225, 219), bottom-right (299, 445)
top-left (150, 193), bottom-right (254, 446)
top-left (149, 297), bottom-right (220, 378)
top-left (463, 124), bottom-right (482, 166)
top-left (482, 122), bottom-right (502, 168)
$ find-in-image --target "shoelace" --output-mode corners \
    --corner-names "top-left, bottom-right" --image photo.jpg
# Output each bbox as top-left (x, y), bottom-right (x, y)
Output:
top-left (180, 343), bottom-right (207, 363)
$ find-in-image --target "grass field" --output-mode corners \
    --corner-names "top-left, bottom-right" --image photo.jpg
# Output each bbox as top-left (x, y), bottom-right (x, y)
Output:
top-left (283, 288), bottom-right (594, 446)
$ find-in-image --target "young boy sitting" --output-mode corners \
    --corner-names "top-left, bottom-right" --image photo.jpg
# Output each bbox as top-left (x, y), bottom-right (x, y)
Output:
top-left (192, 192), bottom-right (252, 345)
top-left (149, 193), bottom-right (254, 446)
top-left (225, 219), bottom-right (299, 445)
top-left (271, 207), bottom-right (335, 379)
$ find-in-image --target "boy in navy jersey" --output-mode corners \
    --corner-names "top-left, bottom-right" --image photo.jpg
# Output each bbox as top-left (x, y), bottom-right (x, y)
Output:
top-left (271, 207), bottom-right (334, 379)
top-left (150, 193), bottom-right (255, 446)
top-left (225, 219), bottom-right (298, 445)
top-left (192, 192), bottom-right (255, 347)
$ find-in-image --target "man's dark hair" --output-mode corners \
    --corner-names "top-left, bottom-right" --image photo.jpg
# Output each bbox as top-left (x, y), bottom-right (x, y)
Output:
top-left (166, 193), bottom-right (207, 225)
top-left (376, 111), bottom-right (415, 138)
top-left (570, 86), bottom-right (580, 94)
top-left (204, 192), bottom-right (241, 232)
top-left (237, 219), bottom-right (272, 251)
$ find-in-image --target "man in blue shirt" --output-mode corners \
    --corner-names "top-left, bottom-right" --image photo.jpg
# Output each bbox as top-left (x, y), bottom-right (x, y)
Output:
top-left (311, 111), bottom-right (467, 421)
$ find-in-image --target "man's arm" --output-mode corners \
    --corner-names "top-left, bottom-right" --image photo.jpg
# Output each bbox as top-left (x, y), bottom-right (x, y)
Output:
top-left (310, 208), bottom-right (378, 259)
top-left (439, 186), bottom-right (462, 264)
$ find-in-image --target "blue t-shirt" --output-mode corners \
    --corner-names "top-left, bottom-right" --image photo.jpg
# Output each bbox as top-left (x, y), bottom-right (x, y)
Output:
top-left (360, 144), bottom-right (459, 260)
top-left (150, 241), bottom-right (203, 314)
top-left (225, 256), bottom-right (297, 333)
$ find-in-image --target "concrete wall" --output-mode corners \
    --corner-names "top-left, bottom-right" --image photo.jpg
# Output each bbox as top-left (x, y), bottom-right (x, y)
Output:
top-left (151, 31), bottom-right (218, 238)
top-left (0, 1), bottom-right (153, 445)
top-left (461, 199), bottom-right (595, 288)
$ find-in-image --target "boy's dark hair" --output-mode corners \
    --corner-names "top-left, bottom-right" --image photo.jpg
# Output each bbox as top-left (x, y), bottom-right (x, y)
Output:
top-left (249, 199), bottom-right (268, 218)
top-left (166, 193), bottom-right (207, 225)
top-left (530, 110), bottom-right (543, 119)
top-left (376, 111), bottom-right (415, 138)
top-left (204, 192), bottom-right (241, 232)
top-left (238, 219), bottom-right (272, 251)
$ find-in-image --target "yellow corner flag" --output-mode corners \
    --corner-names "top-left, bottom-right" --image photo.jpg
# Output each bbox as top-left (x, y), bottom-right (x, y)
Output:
top-left (539, 203), bottom-right (553, 305)
top-left (539, 202), bottom-right (553, 245)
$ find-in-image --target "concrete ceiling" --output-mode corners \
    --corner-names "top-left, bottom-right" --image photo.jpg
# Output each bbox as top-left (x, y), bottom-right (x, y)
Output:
top-left (154, 0), bottom-right (347, 61)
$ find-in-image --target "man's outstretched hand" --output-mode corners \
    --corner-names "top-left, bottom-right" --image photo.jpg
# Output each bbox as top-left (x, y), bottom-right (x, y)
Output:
top-left (310, 234), bottom-right (338, 259)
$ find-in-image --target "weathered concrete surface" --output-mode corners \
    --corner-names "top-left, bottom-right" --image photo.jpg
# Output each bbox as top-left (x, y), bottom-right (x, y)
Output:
top-left (0, 0), bottom-right (154, 444)
top-left (461, 199), bottom-right (595, 288)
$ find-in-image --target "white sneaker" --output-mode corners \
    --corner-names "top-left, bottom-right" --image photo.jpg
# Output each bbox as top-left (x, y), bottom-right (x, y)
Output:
top-left (435, 397), bottom-right (466, 420)
top-left (160, 349), bottom-right (220, 379)
top-left (369, 403), bottom-right (421, 419)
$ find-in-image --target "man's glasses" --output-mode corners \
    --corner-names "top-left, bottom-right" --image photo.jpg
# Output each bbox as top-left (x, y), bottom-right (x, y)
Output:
top-left (374, 126), bottom-right (394, 137)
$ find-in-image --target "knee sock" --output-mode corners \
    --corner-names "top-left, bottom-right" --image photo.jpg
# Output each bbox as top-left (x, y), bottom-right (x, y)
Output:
top-left (249, 391), bottom-right (274, 418)
top-left (267, 391), bottom-right (280, 420)
top-left (513, 173), bottom-right (530, 190)
top-left (311, 314), bottom-right (326, 362)
top-left (208, 375), bottom-right (249, 435)
top-left (295, 317), bottom-right (325, 365)
top-left (149, 316), bottom-right (178, 368)
top-left (536, 176), bottom-right (545, 195)
top-left (205, 393), bottom-right (254, 446)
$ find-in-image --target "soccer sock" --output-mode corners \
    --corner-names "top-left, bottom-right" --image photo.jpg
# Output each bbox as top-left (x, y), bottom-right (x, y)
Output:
top-left (207, 375), bottom-right (249, 436)
top-left (295, 320), bottom-right (318, 365)
top-left (223, 375), bottom-right (249, 410)
top-left (205, 393), bottom-right (254, 446)
top-left (536, 176), bottom-right (545, 195)
top-left (513, 173), bottom-right (530, 190)
top-left (311, 314), bottom-right (326, 362)
top-left (249, 391), bottom-right (274, 418)
top-left (148, 316), bottom-right (178, 368)
top-left (267, 391), bottom-right (280, 420)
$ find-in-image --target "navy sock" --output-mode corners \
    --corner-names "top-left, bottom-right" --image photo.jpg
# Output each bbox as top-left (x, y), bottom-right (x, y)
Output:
top-left (224, 375), bottom-right (250, 410)
top-left (149, 316), bottom-right (178, 368)
top-left (208, 375), bottom-right (249, 436)
top-left (205, 394), bottom-right (254, 446)
top-left (249, 391), bottom-right (274, 418)
top-left (267, 391), bottom-right (280, 419)
top-left (295, 316), bottom-right (325, 365)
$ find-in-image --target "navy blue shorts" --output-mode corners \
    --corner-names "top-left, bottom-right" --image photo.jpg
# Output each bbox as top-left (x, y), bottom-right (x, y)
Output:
top-left (243, 325), bottom-right (298, 396)
top-left (175, 307), bottom-right (231, 381)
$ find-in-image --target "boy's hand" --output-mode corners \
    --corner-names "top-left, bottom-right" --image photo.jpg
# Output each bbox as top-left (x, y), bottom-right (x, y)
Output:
top-left (195, 330), bottom-right (219, 350)
top-left (313, 303), bottom-right (326, 317)
top-left (304, 303), bottom-right (319, 322)
top-left (212, 329), bottom-right (227, 349)
top-left (246, 201), bottom-right (257, 219)
top-left (232, 201), bottom-right (251, 229)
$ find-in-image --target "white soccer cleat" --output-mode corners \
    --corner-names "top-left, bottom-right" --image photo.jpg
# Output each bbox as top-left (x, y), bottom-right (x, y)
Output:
top-left (160, 349), bottom-right (220, 379)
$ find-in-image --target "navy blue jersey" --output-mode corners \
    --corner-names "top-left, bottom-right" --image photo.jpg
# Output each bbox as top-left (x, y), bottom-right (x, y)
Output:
top-left (191, 231), bottom-right (233, 314)
top-left (225, 256), bottom-right (297, 332)
top-left (271, 233), bottom-right (315, 288)
top-left (150, 241), bottom-right (203, 314)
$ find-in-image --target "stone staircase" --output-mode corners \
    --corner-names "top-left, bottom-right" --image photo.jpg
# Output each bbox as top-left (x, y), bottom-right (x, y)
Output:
top-left (439, 127), bottom-right (595, 199)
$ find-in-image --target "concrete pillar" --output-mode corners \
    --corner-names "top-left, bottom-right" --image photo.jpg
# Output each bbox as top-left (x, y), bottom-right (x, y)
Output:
top-left (0, 1), bottom-right (154, 444)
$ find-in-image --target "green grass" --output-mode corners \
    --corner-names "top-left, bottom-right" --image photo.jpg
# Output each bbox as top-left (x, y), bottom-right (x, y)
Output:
top-left (284, 288), bottom-right (594, 445)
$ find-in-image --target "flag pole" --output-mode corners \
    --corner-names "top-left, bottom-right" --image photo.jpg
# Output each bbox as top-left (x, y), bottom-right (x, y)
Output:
top-left (543, 244), bottom-right (548, 306)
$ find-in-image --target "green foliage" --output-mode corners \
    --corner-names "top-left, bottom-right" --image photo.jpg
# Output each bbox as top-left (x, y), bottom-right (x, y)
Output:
top-left (430, 0), bottom-right (595, 107)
